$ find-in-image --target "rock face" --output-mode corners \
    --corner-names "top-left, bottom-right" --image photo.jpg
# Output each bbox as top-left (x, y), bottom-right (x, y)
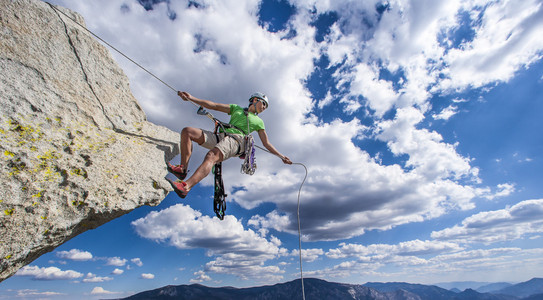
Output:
top-left (0, 0), bottom-right (180, 282)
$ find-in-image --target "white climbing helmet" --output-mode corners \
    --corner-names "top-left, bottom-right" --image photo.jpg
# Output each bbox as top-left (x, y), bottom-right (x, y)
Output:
top-left (249, 92), bottom-right (269, 108)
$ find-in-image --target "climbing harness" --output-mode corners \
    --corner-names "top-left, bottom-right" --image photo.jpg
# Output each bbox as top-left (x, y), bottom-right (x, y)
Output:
top-left (45, 4), bottom-right (307, 298)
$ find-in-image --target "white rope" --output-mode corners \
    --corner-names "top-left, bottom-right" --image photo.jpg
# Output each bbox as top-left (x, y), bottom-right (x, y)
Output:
top-left (255, 145), bottom-right (307, 300)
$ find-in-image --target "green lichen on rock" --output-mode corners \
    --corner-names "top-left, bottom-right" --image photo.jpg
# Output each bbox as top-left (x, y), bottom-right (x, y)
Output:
top-left (0, 0), bottom-right (179, 283)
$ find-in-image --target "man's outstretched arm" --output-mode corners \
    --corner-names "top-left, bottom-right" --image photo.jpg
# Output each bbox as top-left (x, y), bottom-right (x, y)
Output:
top-left (258, 129), bottom-right (292, 164)
top-left (178, 91), bottom-right (230, 114)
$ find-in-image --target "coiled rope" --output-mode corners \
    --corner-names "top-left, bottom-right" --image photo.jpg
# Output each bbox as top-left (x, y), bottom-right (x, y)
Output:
top-left (47, 3), bottom-right (307, 298)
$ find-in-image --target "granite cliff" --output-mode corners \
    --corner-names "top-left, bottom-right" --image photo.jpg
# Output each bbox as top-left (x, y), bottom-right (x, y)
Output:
top-left (0, 0), bottom-right (180, 281)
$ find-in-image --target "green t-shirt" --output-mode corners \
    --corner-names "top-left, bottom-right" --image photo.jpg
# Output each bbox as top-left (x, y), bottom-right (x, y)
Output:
top-left (224, 104), bottom-right (265, 135)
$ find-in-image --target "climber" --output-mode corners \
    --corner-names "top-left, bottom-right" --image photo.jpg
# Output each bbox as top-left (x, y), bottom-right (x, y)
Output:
top-left (167, 91), bottom-right (292, 198)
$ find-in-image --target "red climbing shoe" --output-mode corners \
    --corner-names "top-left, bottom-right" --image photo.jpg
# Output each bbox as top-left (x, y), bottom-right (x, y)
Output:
top-left (167, 178), bottom-right (189, 199)
top-left (167, 162), bottom-right (187, 180)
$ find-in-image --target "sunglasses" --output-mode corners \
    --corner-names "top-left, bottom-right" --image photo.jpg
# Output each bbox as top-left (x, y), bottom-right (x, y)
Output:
top-left (257, 98), bottom-right (268, 109)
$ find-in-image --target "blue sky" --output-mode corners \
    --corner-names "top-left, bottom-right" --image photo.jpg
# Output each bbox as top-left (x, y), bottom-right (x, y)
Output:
top-left (2, 0), bottom-right (543, 298)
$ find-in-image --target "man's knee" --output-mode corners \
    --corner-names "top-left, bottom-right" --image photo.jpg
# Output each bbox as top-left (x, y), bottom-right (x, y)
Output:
top-left (182, 127), bottom-right (204, 144)
top-left (205, 148), bottom-right (224, 163)
top-left (181, 127), bottom-right (194, 137)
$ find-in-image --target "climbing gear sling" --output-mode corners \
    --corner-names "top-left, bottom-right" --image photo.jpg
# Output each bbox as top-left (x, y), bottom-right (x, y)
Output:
top-left (212, 162), bottom-right (227, 220)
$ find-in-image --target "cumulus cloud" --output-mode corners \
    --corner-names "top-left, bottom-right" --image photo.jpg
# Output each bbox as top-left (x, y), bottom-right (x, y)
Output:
top-left (432, 105), bottom-right (458, 120)
top-left (140, 273), bottom-right (155, 279)
top-left (312, 245), bottom-right (543, 283)
top-left (190, 270), bottom-right (211, 283)
top-left (326, 239), bottom-right (462, 259)
top-left (83, 273), bottom-right (113, 283)
top-left (442, 0), bottom-right (543, 90)
top-left (376, 107), bottom-right (477, 182)
top-left (91, 287), bottom-right (119, 295)
top-left (15, 289), bottom-right (65, 297)
top-left (132, 204), bottom-right (287, 281)
top-left (131, 258), bottom-right (143, 267)
top-left (111, 268), bottom-right (124, 275)
top-left (15, 266), bottom-right (83, 281)
top-left (483, 183), bottom-right (516, 200)
top-left (291, 248), bottom-right (324, 263)
top-left (432, 199), bottom-right (543, 244)
top-left (56, 249), bottom-right (93, 261)
top-left (106, 257), bottom-right (128, 267)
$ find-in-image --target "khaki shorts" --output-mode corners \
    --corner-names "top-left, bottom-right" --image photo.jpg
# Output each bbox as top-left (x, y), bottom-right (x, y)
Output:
top-left (200, 129), bottom-right (245, 160)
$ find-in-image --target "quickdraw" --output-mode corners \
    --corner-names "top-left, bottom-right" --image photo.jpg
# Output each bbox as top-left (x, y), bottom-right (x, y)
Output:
top-left (240, 135), bottom-right (257, 175)
top-left (212, 162), bottom-right (227, 220)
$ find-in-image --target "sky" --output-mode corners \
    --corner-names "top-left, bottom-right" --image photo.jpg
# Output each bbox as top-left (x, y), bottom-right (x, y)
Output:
top-left (2, 0), bottom-right (543, 298)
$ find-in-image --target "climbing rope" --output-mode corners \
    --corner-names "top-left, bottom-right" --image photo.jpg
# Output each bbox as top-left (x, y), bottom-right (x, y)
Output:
top-left (255, 145), bottom-right (307, 300)
top-left (294, 162), bottom-right (308, 300)
top-left (47, 3), bottom-right (307, 298)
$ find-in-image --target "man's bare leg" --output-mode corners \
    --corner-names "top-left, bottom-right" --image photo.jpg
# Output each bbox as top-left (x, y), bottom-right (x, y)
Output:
top-left (180, 127), bottom-right (205, 169)
top-left (184, 148), bottom-right (223, 191)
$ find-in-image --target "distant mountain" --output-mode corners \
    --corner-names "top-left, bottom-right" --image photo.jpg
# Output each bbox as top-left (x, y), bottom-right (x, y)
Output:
top-left (363, 282), bottom-right (516, 300)
top-left (522, 293), bottom-right (543, 300)
top-left (364, 282), bottom-right (455, 299)
top-left (435, 281), bottom-right (494, 291)
top-left (115, 278), bottom-right (401, 300)
top-left (477, 282), bottom-right (514, 293)
top-left (112, 278), bottom-right (543, 300)
top-left (495, 278), bottom-right (543, 298)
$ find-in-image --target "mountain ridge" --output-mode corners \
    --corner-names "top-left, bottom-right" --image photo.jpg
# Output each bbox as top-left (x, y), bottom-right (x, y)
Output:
top-left (112, 277), bottom-right (543, 300)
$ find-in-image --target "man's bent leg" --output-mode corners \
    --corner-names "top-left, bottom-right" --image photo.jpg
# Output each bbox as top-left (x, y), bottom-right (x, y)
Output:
top-left (184, 148), bottom-right (224, 191)
top-left (180, 127), bottom-right (205, 168)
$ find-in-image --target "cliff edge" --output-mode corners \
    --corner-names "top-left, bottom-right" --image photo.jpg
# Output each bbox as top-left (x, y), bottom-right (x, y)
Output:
top-left (0, 0), bottom-right (180, 281)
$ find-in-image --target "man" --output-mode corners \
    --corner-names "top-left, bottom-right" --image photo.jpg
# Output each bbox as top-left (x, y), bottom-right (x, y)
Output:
top-left (167, 91), bottom-right (292, 198)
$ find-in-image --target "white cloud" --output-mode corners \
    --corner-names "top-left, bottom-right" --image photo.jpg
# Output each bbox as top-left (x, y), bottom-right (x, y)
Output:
top-left (131, 258), bottom-right (143, 267)
top-left (309, 245), bottom-right (543, 283)
top-left (111, 268), bottom-right (124, 275)
top-left (442, 0), bottom-right (543, 90)
top-left (91, 287), bottom-right (119, 295)
top-left (432, 199), bottom-right (543, 243)
top-left (83, 272), bottom-right (113, 283)
top-left (190, 270), bottom-right (211, 283)
top-left (376, 107), bottom-right (477, 182)
top-left (15, 289), bottom-right (65, 297)
top-left (483, 183), bottom-right (516, 200)
top-left (140, 273), bottom-right (155, 280)
top-left (432, 105), bottom-right (458, 120)
top-left (348, 63), bottom-right (399, 117)
top-left (106, 257), bottom-right (127, 267)
top-left (132, 204), bottom-right (287, 282)
top-left (15, 266), bottom-right (83, 280)
top-left (326, 239), bottom-right (462, 259)
top-left (56, 249), bottom-right (93, 261)
top-left (106, 256), bottom-right (127, 267)
top-left (204, 254), bottom-right (285, 282)
top-left (291, 248), bottom-right (324, 263)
